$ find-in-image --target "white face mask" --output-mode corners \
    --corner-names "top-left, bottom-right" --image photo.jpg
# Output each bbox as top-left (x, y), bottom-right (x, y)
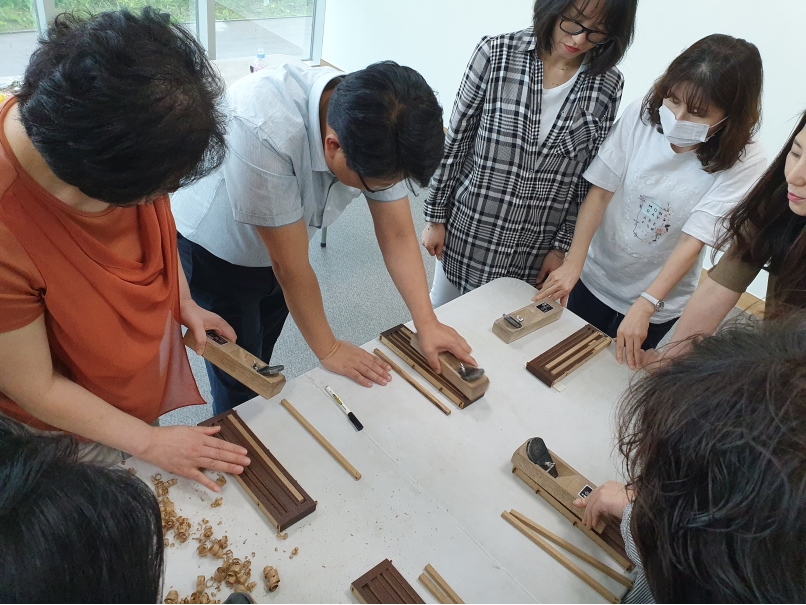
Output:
top-left (659, 104), bottom-right (727, 147)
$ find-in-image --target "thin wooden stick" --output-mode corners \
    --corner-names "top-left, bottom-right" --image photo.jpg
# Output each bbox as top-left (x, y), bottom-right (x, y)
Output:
top-left (280, 398), bottom-right (361, 480)
top-left (418, 573), bottom-right (450, 604)
top-left (228, 415), bottom-right (304, 502)
top-left (424, 565), bottom-right (464, 604)
top-left (509, 510), bottom-right (632, 588)
top-left (374, 348), bottom-right (451, 416)
top-left (502, 511), bottom-right (620, 603)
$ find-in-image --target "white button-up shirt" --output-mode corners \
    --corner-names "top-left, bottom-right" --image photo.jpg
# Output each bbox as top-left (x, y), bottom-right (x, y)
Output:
top-left (172, 62), bottom-right (408, 268)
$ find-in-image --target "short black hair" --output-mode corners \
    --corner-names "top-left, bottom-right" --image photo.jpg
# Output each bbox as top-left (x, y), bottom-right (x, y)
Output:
top-left (0, 417), bottom-right (164, 602)
top-left (16, 8), bottom-right (227, 205)
top-left (533, 0), bottom-right (638, 77)
top-left (327, 61), bottom-right (444, 188)
top-left (618, 316), bottom-right (806, 602)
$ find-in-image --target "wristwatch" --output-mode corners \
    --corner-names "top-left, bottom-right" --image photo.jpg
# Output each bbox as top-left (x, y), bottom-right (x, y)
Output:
top-left (640, 292), bottom-right (664, 313)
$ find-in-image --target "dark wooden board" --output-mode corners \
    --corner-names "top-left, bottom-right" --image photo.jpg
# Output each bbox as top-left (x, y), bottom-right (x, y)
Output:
top-left (380, 325), bottom-right (487, 408)
top-left (526, 325), bottom-right (611, 387)
top-left (199, 409), bottom-right (316, 531)
top-left (351, 559), bottom-right (424, 604)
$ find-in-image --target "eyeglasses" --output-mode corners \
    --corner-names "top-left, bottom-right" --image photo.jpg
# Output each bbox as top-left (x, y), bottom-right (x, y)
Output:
top-left (358, 173), bottom-right (397, 194)
top-left (559, 16), bottom-right (610, 45)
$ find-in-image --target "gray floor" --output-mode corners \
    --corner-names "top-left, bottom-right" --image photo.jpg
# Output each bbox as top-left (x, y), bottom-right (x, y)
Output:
top-left (161, 186), bottom-right (435, 426)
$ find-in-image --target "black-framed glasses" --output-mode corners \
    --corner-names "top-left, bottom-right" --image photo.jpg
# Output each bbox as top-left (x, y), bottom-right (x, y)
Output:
top-left (559, 16), bottom-right (610, 45)
top-left (358, 173), bottom-right (396, 194)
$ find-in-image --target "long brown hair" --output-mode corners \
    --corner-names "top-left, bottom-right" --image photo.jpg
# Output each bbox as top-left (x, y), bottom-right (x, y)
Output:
top-left (641, 34), bottom-right (763, 173)
top-left (714, 111), bottom-right (806, 317)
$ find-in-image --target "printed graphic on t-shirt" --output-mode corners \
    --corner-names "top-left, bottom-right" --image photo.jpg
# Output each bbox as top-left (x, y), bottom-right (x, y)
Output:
top-left (633, 195), bottom-right (672, 244)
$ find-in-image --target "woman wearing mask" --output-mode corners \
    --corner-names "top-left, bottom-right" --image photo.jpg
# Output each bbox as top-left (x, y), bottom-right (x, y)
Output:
top-left (641, 110), bottom-right (806, 366)
top-left (536, 34), bottom-right (767, 368)
top-left (421, 0), bottom-right (638, 306)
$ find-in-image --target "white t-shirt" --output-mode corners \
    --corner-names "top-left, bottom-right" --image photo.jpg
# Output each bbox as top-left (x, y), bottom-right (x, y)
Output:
top-left (580, 99), bottom-right (766, 322)
top-left (171, 62), bottom-right (408, 268)
top-left (539, 68), bottom-right (580, 146)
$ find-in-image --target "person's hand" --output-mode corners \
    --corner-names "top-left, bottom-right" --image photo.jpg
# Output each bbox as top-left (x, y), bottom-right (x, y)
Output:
top-left (136, 425), bottom-right (251, 492)
top-left (415, 319), bottom-right (476, 372)
top-left (319, 340), bottom-right (392, 387)
top-left (421, 223), bottom-right (446, 260)
top-left (617, 297), bottom-right (655, 369)
top-left (532, 258), bottom-right (583, 306)
top-left (573, 480), bottom-right (632, 529)
top-left (179, 298), bottom-right (237, 355)
top-left (536, 249), bottom-right (566, 288)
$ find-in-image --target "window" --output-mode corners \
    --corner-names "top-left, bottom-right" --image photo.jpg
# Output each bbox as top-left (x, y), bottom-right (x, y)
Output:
top-left (0, 0), bottom-right (325, 79)
top-left (214, 0), bottom-right (314, 61)
top-left (0, 0), bottom-right (39, 78)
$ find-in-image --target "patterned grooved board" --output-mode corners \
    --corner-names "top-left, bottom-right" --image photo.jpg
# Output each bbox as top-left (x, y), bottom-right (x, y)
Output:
top-left (351, 559), bottom-right (424, 604)
top-left (526, 325), bottom-right (611, 387)
top-left (198, 410), bottom-right (316, 531)
top-left (380, 325), bottom-right (487, 408)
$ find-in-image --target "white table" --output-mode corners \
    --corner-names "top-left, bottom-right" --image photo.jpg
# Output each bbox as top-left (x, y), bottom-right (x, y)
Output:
top-left (128, 278), bottom-right (632, 603)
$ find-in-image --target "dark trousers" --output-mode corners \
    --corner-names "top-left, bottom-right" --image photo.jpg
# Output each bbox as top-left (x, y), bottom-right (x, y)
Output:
top-left (178, 233), bottom-right (289, 414)
top-left (567, 279), bottom-right (678, 350)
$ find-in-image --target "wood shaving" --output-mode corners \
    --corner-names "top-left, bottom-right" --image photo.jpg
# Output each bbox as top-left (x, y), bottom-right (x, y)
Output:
top-left (263, 566), bottom-right (280, 592)
top-left (215, 474), bottom-right (227, 487)
top-left (173, 516), bottom-right (192, 543)
top-left (210, 498), bottom-right (223, 508)
top-left (128, 467), bottom-right (137, 475)
top-left (164, 589), bottom-right (179, 604)
top-left (276, 531), bottom-right (288, 540)
top-left (196, 544), bottom-right (209, 557)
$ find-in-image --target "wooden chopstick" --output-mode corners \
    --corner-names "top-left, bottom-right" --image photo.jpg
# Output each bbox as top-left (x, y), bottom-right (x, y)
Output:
top-left (280, 399), bottom-right (361, 480)
top-left (509, 510), bottom-right (632, 588)
top-left (502, 511), bottom-right (621, 603)
top-left (424, 565), bottom-right (464, 604)
top-left (374, 348), bottom-right (451, 415)
top-left (418, 573), bottom-right (450, 604)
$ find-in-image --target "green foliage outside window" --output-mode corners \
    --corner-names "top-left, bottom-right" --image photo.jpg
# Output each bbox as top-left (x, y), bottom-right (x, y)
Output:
top-left (0, 0), bottom-right (314, 34)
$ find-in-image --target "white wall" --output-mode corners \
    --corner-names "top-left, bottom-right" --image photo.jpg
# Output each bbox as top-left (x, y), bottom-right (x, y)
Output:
top-left (322, 0), bottom-right (806, 298)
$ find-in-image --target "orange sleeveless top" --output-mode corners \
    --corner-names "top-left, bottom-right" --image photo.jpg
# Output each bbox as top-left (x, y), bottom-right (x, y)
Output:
top-left (0, 96), bottom-right (204, 431)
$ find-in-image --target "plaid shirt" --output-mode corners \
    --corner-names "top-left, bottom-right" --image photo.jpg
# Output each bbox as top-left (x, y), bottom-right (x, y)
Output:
top-left (424, 27), bottom-right (623, 292)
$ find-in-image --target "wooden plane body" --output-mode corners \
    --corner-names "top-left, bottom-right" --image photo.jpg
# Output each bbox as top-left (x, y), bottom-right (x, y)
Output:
top-left (526, 325), bottom-right (611, 388)
top-left (511, 440), bottom-right (632, 571)
top-left (492, 299), bottom-right (563, 344)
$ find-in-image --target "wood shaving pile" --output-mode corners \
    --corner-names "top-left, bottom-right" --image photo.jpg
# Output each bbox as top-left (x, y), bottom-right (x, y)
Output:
top-left (151, 474), bottom-right (179, 534)
top-left (210, 498), bottom-right (223, 508)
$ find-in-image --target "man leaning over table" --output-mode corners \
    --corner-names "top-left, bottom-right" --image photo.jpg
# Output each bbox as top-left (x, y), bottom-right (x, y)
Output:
top-left (172, 59), bottom-right (476, 414)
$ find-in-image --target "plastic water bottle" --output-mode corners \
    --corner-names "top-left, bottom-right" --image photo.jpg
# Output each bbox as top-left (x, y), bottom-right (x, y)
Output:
top-left (251, 49), bottom-right (267, 73)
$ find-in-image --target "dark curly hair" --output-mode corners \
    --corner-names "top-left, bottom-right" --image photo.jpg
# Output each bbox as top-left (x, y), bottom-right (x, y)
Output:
top-left (642, 34), bottom-right (763, 174)
top-left (0, 417), bottom-right (164, 602)
top-left (618, 317), bottom-right (806, 602)
top-left (327, 61), bottom-right (444, 188)
top-left (16, 8), bottom-right (227, 205)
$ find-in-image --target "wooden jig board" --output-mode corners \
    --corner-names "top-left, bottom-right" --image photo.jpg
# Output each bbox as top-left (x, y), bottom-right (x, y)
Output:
top-left (350, 559), bottom-right (425, 604)
top-left (511, 441), bottom-right (632, 571)
top-left (526, 325), bottom-right (611, 388)
top-left (380, 324), bottom-right (488, 408)
top-left (199, 409), bottom-right (316, 531)
top-left (492, 299), bottom-right (563, 344)
top-left (184, 330), bottom-right (285, 400)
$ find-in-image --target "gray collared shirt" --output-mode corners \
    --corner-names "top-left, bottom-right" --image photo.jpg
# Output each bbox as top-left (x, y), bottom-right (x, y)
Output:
top-left (172, 61), bottom-right (408, 267)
